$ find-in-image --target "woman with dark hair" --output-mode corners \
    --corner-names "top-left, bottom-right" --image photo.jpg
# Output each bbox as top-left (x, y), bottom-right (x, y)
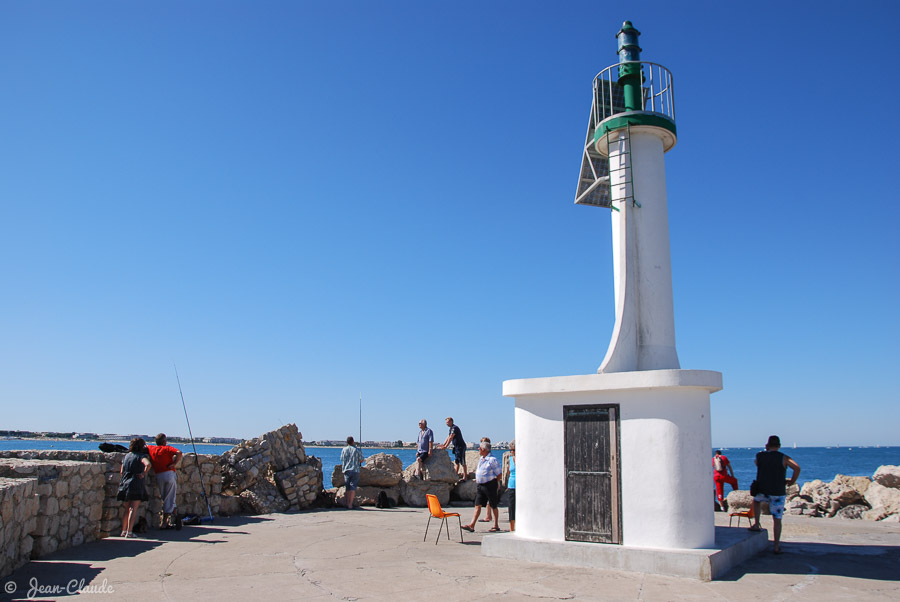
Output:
top-left (117, 438), bottom-right (151, 537)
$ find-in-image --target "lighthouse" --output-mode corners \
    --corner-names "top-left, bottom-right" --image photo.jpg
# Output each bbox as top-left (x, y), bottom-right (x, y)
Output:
top-left (485, 22), bottom-right (764, 580)
top-left (577, 20), bottom-right (679, 373)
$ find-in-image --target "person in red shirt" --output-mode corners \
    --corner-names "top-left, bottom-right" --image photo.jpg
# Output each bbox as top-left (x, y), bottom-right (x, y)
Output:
top-left (713, 450), bottom-right (738, 511)
top-left (148, 433), bottom-right (183, 529)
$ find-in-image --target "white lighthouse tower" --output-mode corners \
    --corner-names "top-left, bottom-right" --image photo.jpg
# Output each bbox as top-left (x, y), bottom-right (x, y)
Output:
top-left (484, 22), bottom-right (764, 580)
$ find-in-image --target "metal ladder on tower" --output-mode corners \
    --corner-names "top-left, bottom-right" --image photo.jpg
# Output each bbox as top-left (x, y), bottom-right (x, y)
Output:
top-left (603, 123), bottom-right (639, 210)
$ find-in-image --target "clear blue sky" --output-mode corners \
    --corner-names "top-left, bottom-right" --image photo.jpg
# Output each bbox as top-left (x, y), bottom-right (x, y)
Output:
top-left (1, 2), bottom-right (897, 446)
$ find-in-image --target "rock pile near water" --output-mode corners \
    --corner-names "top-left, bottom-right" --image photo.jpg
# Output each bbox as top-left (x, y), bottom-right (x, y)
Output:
top-left (220, 423), bottom-right (322, 514)
top-left (726, 464), bottom-right (900, 522)
top-left (329, 448), bottom-right (514, 508)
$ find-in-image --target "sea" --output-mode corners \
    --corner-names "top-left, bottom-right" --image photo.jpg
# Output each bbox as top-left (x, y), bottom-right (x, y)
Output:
top-left (2, 440), bottom-right (898, 491)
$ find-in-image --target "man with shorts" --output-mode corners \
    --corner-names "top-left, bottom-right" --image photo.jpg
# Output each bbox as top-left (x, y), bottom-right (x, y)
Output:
top-left (340, 436), bottom-right (364, 509)
top-left (438, 417), bottom-right (467, 480)
top-left (749, 435), bottom-right (801, 554)
top-left (461, 441), bottom-right (501, 532)
top-left (147, 433), bottom-right (183, 530)
top-left (415, 419), bottom-right (434, 479)
top-left (713, 449), bottom-right (738, 510)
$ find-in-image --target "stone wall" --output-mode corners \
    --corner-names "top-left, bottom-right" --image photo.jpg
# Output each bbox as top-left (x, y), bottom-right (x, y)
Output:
top-left (0, 458), bottom-right (104, 573)
top-left (0, 477), bottom-right (38, 578)
top-left (0, 424), bottom-right (325, 579)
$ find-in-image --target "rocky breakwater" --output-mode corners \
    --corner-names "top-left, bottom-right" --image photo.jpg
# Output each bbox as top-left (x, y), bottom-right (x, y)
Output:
top-left (332, 453), bottom-right (403, 507)
top-left (219, 423), bottom-right (322, 514)
top-left (726, 464), bottom-right (900, 522)
top-left (329, 449), bottom-right (467, 507)
top-left (448, 449), bottom-right (511, 504)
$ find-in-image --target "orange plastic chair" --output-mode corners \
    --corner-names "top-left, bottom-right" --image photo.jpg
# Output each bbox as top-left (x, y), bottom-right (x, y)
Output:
top-left (424, 494), bottom-right (463, 544)
top-left (729, 503), bottom-right (754, 527)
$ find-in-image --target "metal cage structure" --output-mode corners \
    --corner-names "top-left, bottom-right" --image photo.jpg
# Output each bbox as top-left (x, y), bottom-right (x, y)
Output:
top-left (574, 61), bottom-right (675, 208)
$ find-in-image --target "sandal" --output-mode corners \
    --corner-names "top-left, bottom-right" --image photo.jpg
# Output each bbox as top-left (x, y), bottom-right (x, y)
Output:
top-left (461, 525), bottom-right (474, 532)
top-left (120, 531), bottom-right (127, 537)
top-left (125, 532), bottom-right (136, 538)
top-left (748, 525), bottom-right (762, 532)
top-left (488, 527), bottom-right (501, 532)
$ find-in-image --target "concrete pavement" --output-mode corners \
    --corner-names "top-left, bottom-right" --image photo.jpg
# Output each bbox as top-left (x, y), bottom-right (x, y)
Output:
top-left (3, 508), bottom-right (899, 601)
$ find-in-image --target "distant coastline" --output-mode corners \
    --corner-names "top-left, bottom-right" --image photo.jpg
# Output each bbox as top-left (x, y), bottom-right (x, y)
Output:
top-left (1, 436), bottom-right (235, 446)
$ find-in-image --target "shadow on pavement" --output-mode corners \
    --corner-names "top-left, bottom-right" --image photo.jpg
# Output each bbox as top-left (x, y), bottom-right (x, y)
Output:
top-left (719, 541), bottom-right (900, 582)
top-left (5, 561), bottom-right (104, 600)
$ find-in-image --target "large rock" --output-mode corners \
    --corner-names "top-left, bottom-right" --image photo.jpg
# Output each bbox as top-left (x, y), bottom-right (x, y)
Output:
top-left (274, 462), bottom-right (321, 509)
top-left (835, 504), bottom-right (867, 520)
top-left (334, 485), bottom-right (400, 507)
top-left (829, 475), bottom-right (871, 505)
top-left (465, 450), bottom-right (481, 478)
top-left (863, 482), bottom-right (900, 520)
top-left (399, 479), bottom-right (452, 507)
top-left (725, 490), bottom-right (754, 511)
top-left (402, 449), bottom-right (458, 484)
top-left (238, 480), bottom-right (291, 515)
top-left (362, 453), bottom-right (403, 487)
top-left (786, 496), bottom-right (818, 516)
top-left (501, 451), bottom-right (512, 486)
top-left (331, 465), bottom-right (345, 488)
top-left (800, 479), bottom-right (825, 499)
top-left (332, 453), bottom-right (404, 489)
top-left (873, 465), bottom-right (900, 489)
top-left (451, 479), bottom-right (477, 502)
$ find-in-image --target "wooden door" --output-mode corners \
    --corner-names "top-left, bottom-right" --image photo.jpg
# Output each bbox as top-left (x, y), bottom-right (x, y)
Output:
top-left (564, 405), bottom-right (621, 543)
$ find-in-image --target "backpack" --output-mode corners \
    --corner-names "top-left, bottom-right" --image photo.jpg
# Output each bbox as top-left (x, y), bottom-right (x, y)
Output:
top-left (714, 456), bottom-right (724, 472)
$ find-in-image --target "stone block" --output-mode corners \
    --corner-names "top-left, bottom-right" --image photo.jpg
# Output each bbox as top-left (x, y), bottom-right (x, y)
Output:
top-left (873, 465), bottom-right (900, 489)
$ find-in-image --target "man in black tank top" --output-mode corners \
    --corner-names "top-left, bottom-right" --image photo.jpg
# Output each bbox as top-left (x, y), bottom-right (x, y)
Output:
top-left (749, 435), bottom-right (801, 554)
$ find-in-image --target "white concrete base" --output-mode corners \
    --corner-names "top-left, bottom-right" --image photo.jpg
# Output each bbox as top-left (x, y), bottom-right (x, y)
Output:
top-left (505, 369), bottom-right (722, 549)
top-left (481, 526), bottom-right (769, 581)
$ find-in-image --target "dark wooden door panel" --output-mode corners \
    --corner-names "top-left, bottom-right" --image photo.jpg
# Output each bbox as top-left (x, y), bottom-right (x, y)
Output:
top-left (564, 405), bottom-right (620, 544)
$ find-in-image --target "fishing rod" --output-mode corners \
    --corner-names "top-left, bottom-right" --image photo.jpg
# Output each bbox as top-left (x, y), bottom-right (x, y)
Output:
top-left (175, 364), bottom-right (214, 523)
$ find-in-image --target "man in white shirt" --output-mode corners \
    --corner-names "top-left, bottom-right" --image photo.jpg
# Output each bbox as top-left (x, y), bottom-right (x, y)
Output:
top-left (461, 441), bottom-right (501, 532)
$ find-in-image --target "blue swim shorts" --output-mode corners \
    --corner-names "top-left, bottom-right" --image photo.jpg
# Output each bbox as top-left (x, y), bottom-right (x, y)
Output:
top-left (344, 470), bottom-right (360, 491)
top-left (753, 494), bottom-right (786, 519)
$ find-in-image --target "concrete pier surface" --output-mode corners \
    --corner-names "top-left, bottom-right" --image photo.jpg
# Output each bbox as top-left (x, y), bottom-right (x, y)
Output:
top-left (3, 510), bottom-right (899, 601)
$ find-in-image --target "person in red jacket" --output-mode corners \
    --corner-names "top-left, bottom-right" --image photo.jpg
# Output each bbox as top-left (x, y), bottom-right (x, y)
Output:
top-left (713, 450), bottom-right (738, 511)
top-left (148, 433), bottom-right (183, 530)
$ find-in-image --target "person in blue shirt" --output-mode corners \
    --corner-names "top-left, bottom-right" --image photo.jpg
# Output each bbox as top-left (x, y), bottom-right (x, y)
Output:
top-left (340, 436), bottom-right (364, 509)
top-left (438, 417), bottom-right (467, 481)
top-left (415, 419), bottom-right (434, 479)
top-left (461, 441), bottom-right (502, 532)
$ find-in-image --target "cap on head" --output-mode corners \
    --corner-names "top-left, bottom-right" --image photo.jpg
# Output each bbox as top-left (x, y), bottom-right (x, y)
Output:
top-left (767, 435), bottom-right (781, 448)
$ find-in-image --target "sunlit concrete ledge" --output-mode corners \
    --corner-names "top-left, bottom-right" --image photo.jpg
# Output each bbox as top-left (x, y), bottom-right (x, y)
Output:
top-left (502, 369), bottom-right (723, 396)
top-left (481, 526), bottom-right (769, 581)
